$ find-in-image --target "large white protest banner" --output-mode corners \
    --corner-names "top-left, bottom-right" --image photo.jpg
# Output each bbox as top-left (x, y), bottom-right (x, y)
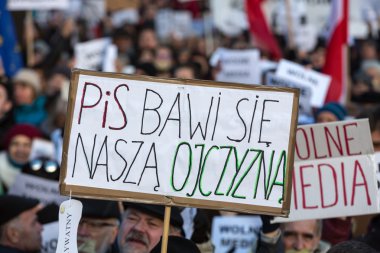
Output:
top-left (215, 48), bottom-right (261, 86)
top-left (9, 173), bottom-right (67, 205)
top-left (276, 59), bottom-right (330, 108)
top-left (75, 38), bottom-right (111, 71)
top-left (266, 72), bottom-right (312, 116)
top-left (211, 216), bottom-right (262, 253)
top-left (7, 0), bottom-right (69, 10)
top-left (274, 119), bottom-right (379, 222)
top-left (59, 69), bottom-right (299, 216)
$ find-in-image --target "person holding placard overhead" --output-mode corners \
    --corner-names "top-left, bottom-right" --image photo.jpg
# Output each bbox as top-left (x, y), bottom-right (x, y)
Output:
top-left (118, 203), bottom-right (183, 253)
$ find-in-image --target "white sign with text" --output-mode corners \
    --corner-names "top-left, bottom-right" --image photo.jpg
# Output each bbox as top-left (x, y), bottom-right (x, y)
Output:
top-left (216, 49), bottom-right (261, 85)
top-left (75, 38), bottom-right (111, 71)
top-left (212, 216), bottom-right (262, 253)
top-left (60, 70), bottom-right (298, 214)
top-left (7, 0), bottom-right (69, 10)
top-left (274, 120), bottom-right (379, 222)
top-left (276, 59), bottom-right (331, 108)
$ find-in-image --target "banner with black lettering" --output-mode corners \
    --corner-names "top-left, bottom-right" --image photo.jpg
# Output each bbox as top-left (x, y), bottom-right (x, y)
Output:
top-left (60, 69), bottom-right (299, 215)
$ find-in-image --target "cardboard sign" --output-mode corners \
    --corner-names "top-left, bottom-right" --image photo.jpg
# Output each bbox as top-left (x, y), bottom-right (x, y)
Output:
top-left (274, 119), bottom-right (379, 222)
top-left (9, 173), bottom-right (67, 205)
top-left (211, 216), bottom-right (262, 253)
top-left (106, 0), bottom-right (139, 12)
top-left (275, 59), bottom-right (331, 108)
top-left (266, 72), bottom-right (312, 116)
top-left (74, 38), bottom-right (111, 71)
top-left (7, 0), bottom-right (69, 10)
top-left (215, 48), bottom-right (261, 86)
top-left (60, 69), bottom-right (299, 216)
top-left (155, 9), bottom-right (193, 40)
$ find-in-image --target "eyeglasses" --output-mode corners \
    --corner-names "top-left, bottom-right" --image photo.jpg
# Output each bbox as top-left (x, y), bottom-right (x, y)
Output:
top-left (79, 219), bottom-right (119, 230)
top-left (30, 159), bottom-right (59, 173)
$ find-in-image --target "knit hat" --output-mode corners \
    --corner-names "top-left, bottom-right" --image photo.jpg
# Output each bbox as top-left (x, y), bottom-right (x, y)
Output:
top-left (0, 195), bottom-right (40, 226)
top-left (316, 102), bottom-right (347, 121)
top-left (13, 68), bottom-right (41, 95)
top-left (3, 124), bottom-right (43, 150)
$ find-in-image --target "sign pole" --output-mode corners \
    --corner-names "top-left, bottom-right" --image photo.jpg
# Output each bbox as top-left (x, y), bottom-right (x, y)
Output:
top-left (25, 11), bottom-right (34, 67)
top-left (160, 206), bottom-right (171, 253)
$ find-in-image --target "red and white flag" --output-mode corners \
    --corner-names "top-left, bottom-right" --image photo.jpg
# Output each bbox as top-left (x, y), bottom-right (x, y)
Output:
top-left (245, 0), bottom-right (282, 60)
top-left (323, 0), bottom-right (349, 104)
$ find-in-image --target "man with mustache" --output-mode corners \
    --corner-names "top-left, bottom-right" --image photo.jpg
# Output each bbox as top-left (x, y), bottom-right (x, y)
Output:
top-left (118, 203), bottom-right (183, 253)
top-left (257, 219), bottom-right (330, 253)
top-left (77, 199), bottom-right (120, 253)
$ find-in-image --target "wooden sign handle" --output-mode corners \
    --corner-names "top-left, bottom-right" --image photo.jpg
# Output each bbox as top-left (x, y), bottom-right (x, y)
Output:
top-left (160, 206), bottom-right (171, 253)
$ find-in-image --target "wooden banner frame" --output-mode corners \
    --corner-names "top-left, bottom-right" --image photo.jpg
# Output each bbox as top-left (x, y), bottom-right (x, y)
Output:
top-left (59, 69), bottom-right (299, 217)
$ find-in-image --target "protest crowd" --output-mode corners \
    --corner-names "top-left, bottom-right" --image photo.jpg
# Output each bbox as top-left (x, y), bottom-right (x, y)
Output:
top-left (1, 0), bottom-right (380, 253)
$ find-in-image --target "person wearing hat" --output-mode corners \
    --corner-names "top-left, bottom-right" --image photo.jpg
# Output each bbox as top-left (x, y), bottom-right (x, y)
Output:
top-left (118, 203), bottom-right (183, 253)
top-left (0, 195), bottom-right (44, 253)
top-left (77, 199), bottom-right (120, 253)
top-left (315, 102), bottom-right (347, 123)
top-left (0, 124), bottom-right (42, 192)
top-left (12, 68), bottom-right (47, 127)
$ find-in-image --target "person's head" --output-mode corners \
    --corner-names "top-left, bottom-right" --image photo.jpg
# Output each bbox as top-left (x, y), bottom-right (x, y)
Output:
top-left (12, 69), bottom-right (41, 106)
top-left (360, 40), bottom-right (378, 61)
top-left (173, 64), bottom-right (197, 79)
top-left (327, 240), bottom-right (378, 253)
top-left (138, 28), bottom-right (158, 51)
top-left (118, 203), bottom-right (183, 253)
top-left (281, 219), bottom-right (322, 253)
top-left (315, 102), bottom-right (347, 123)
top-left (154, 45), bottom-right (174, 73)
top-left (45, 67), bottom-right (70, 96)
top-left (0, 77), bottom-right (13, 118)
top-left (3, 124), bottom-right (42, 165)
top-left (0, 195), bottom-right (44, 252)
top-left (77, 199), bottom-right (120, 253)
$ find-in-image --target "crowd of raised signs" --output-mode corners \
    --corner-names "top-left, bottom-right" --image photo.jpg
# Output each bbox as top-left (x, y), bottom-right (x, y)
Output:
top-left (1, 1), bottom-right (380, 253)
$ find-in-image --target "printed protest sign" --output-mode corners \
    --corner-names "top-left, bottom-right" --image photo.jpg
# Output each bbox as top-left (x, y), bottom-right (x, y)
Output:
top-left (60, 69), bottom-right (299, 215)
top-left (266, 72), bottom-right (312, 116)
top-left (7, 0), bottom-right (69, 10)
top-left (274, 119), bottom-right (379, 222)
top-left (75, 38), bottom-right (111, 71)
top-left (211, 216), bottom-right (262, 253)
top-left (9, 173), bottom-right (67, 205)
top-left (276, 59), bottom-right (331, 108)
top-left (41, 222), bottom-right (59, 253)
top-left (155, 9), bottom-right (193, 40)
top-left (215, 48), bottom-right (261, 86)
